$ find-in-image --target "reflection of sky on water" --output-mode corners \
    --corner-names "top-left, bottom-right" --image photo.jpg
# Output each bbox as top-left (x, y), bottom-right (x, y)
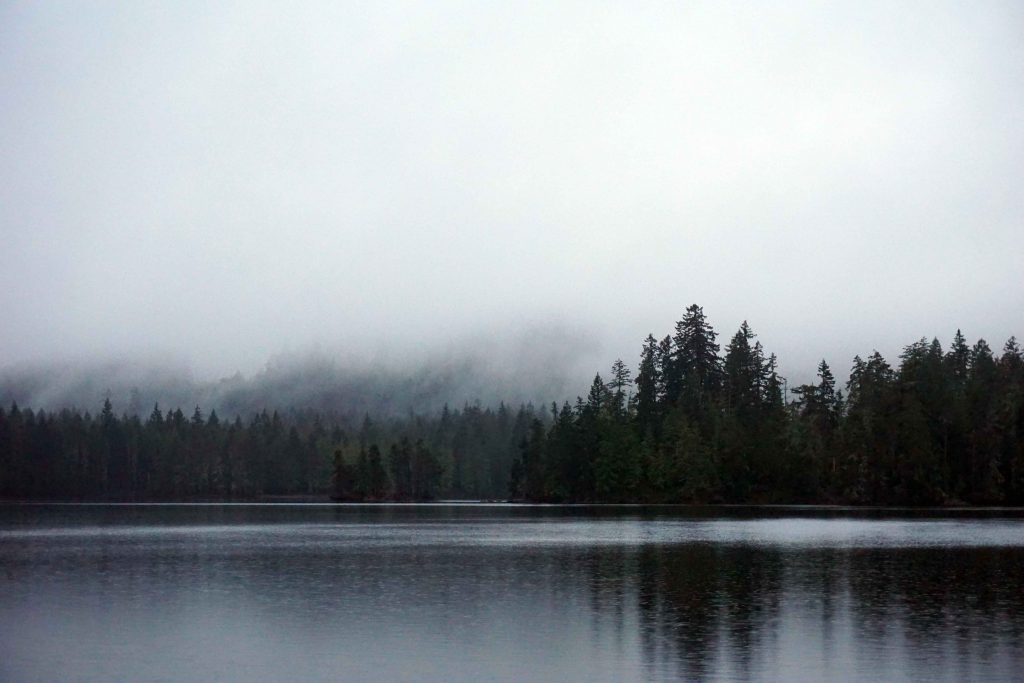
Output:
top-left (5, 515), bottom-right (1022, 548)
top-left (2, 506), bottom-right (1022, 682)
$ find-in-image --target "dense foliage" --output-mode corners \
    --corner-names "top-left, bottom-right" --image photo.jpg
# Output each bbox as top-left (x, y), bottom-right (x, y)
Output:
top-left (1, 305), bottom-right (1022, 504)
top-left (513, 306), bottom-right (1024, 505)
top-left (0, 401), bottom-right (535, 501)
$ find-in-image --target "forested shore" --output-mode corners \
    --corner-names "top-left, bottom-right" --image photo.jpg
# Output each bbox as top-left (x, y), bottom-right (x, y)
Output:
top-left (2, 305), bottom-right (1022, 505)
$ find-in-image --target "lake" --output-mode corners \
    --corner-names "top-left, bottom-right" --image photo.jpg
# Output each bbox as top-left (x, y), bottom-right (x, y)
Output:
top-left (2, 504), bottom-right (1022, 682)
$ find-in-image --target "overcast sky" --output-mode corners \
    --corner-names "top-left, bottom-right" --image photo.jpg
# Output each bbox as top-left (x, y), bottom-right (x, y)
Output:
top-left (1, 1), bottom-right (1022, 386)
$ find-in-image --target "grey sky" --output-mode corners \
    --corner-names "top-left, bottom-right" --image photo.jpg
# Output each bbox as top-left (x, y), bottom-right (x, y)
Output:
top-left (1, 1), bottom-right (1022, 388)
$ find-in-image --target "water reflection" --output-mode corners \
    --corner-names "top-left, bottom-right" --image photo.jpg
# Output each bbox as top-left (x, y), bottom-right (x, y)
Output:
top-left (1, 505), bottom-right (1023, 682)
top-left (620, 544), bottom-right (1023, 682)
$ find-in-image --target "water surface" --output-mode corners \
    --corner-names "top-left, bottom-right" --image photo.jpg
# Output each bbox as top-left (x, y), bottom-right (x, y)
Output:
top-left (2, 504), bottom-right (1022, 682)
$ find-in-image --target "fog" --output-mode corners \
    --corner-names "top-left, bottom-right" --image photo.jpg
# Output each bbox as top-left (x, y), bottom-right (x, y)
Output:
top-left (2, 2), bottom-right (1022, 410)
top-left (0, 324), bottom-right (600, 416)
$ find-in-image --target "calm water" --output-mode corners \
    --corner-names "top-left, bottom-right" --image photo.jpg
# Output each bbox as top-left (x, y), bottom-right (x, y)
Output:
top-left (2, 505), bottom-right (1023, 682)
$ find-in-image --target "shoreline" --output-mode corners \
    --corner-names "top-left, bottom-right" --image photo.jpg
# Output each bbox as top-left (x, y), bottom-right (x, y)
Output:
top-left (4, 498), bottom-right (1024, 513)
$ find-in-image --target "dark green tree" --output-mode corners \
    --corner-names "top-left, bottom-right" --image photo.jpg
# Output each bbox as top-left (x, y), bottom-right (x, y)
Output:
top-left (332, 448), bottom-right (356, 501)
top-left (672, 304), bottom-right (721, 422)
top-left (634, 334), bottom-right (661, 434)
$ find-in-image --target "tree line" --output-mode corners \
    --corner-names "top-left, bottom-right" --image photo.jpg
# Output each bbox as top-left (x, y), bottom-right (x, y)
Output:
top-left (0, 399), bottom-right (535, 501)
top-left (1, 305), bottom-right (1022, 504)
top-left (512, 305), bottom-right (1024, 505)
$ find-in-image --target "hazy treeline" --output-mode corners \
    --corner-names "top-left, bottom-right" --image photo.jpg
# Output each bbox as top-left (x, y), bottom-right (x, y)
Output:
top-left (0, 400), bottom-right (536, 501)
top-left (0, 333), bottom-right (589, 420)
top-left (1, 305), bottom-right (1022, 504)
top-left (513, 305), bottom-right (1024, 505)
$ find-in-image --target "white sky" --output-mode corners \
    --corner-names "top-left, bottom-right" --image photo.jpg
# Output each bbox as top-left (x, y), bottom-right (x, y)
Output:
top-left (2, 1), bottom-right (1022, 387)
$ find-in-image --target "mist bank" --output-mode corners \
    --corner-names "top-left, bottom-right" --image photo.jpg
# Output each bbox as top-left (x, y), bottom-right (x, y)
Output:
top-left (0, 326), bottom-right (601, 419)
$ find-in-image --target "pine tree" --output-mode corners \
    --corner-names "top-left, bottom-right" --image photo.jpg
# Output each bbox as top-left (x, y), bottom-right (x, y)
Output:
top-left (756, 352), bottom-right (790, 499)
top-left (719, 322), bottom-right (762, 499)
top-left (332, 448), bottom-right (356, 501)
top-left (997, 338), bottom-right (1024, 502)
top-left (355, 446), bottom-right (370, 499)
top-left (607, 359), bottom-right (633, 420)
top-left (411, 439), bottom-right (444, 500)
top-left (514, 419), bottom-right (547, 501)
top-left (966, 339), bottom-right (1002, 501)
top-left (791, 360), bottom-right (842, 498)
top-left (635, 334), bottom-right (661, 433)
top-left (723, 321), bottom-right (761, 425)
top-left (672, 304), bottom-right (722, 421)
top-left (366, 444), bottom-right (388, 499)
top-left (842, 352), bottom-right (897, 503)
top-left (657, 335), bottom-right (674, 406)
top-left (389, 438), bottom-right (413, 500)
top-left (948, 329), bottom-right (971, 388)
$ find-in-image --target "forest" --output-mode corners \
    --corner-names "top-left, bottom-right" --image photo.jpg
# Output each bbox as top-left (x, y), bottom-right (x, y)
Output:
top-left (1, 305), bottom-right (1022, 505)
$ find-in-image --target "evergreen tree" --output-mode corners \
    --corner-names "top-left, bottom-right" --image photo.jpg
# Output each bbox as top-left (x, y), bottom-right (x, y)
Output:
top-left (366, 444), bottom-right (388, 499)
top-left (389, 438), bottom-right (413, 500)
top-left (756, 352), bottom-right (790, 499)
top-left (656, 335), bottom-right (674, 407)
top-left (997, 338), bottom-right (1024, 502)
top-left (718, 322), bottom-right (766, 498)
top-left (607, 359), bottom-right (633, 420)
top-left (512, 419), bottom-right (547, 501)
top-left (411, 439), bottom-right (444, 500)
top-left (332, 448), bottom-right (356, 501)
top-left (635, 334), bottom-right (661, 434)
top-left (966, 339), bottom-right (1002, 502)
top-left (791, 361), bottom-right (842, 499)
top-left (355, 446), bottom-right (370, 499)
top-left (948, 329), bottom-right (971, 387)
top-left (672, 304), bottom-right (721, 421)
top-left (723, 321), bottom-right (760, 422)
top-left (842, 352), bottom-right (897, 503)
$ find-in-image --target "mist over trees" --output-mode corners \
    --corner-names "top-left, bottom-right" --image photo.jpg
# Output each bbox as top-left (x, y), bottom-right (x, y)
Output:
top-left (1, 306), bottom-right (1022, 505)
top-left (0, 338), bottom-right (590, 421)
